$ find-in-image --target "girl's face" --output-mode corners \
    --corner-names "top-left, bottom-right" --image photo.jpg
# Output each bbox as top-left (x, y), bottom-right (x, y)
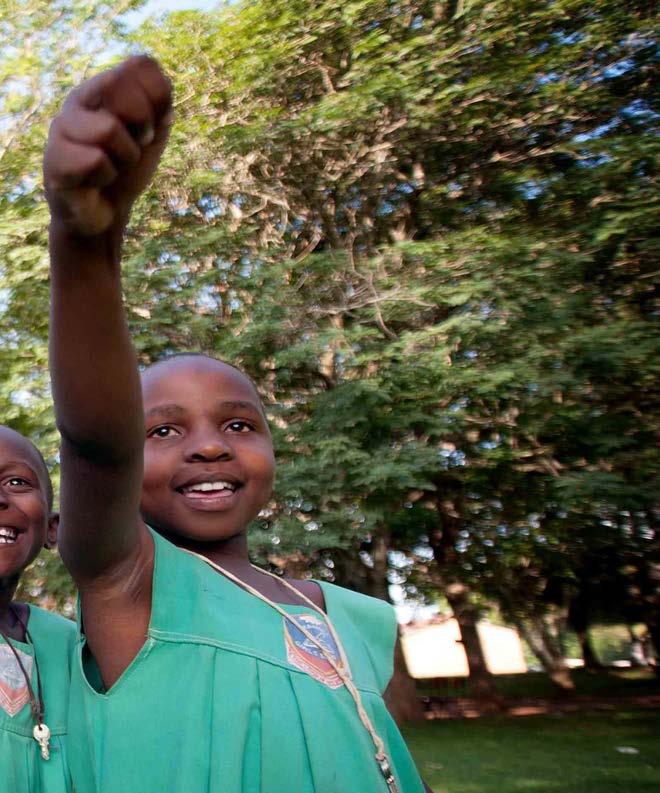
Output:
top-left (0, 428), bottom-right (56, 585)
top-left (140, 358), bottom-right (275, 547)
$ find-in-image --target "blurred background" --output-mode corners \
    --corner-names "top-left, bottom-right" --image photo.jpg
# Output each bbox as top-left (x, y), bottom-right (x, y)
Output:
top-left (0, 1), bottom-right (657, 790)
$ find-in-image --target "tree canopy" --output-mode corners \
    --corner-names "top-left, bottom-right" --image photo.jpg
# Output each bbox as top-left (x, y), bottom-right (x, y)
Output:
top-left (1, 0), bottom-right (657, 689)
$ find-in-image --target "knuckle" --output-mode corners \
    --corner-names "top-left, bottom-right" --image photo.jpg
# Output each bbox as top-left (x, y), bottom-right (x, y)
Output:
top-left (97, 113), bottom-right (120, 143)
top-left (132, 54), bottom-right (159, 70)
top-left (48, 113), bottom-right (65, 137)
top-left (62, 86), bottom-right (83, 110)
top-left (86, 147), bottom-right (108, 172)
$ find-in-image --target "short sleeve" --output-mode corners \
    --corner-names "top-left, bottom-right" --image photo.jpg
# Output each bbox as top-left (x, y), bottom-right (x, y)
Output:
top-left (320, 583), bottom-right (397, 693)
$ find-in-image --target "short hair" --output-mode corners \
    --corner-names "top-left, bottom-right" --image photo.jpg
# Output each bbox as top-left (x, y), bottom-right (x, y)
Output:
top-left (142, 352), bottom-right (264, 408)
top-left (143, 351), bottom-right (246, 376)
top-left (33, 443), bottom-right (54, 511)
top-left (0, 427), bottom-right (54, 510)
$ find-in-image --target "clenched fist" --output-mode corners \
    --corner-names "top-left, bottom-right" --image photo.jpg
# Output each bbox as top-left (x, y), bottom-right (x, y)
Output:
top-left (44, 56), bottom-right (172, 236)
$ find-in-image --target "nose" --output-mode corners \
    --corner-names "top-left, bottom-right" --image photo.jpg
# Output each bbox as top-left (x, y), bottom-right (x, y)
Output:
top-left (0, 489), bottom-right (8, 508)
top-left (185, 428), bottom-right (234, 463)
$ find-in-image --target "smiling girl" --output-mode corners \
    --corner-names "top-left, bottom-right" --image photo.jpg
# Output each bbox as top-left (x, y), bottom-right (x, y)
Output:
top-left (45, 56), bottom-right (429, 793)
top-left (0, 426), bottom-right (75, 792)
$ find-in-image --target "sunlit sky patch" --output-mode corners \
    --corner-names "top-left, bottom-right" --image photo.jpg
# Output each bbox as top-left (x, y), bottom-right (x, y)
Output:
top-left (125, 0), bottom-right (220, 28)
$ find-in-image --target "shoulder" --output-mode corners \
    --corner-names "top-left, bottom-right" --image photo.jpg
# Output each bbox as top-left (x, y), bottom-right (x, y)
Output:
top-left (321, 582), bottom-right (395, 626)
top-left (320, 583), bottom-right (398, 692)
top-left (27, 604), bottom-right (77, 647)
top-left (150, 526), bottom-right (192, 583)
top-left (150, 528), bottom-right (220, 597)
top-left (321, 584), bottom-right (397, 653)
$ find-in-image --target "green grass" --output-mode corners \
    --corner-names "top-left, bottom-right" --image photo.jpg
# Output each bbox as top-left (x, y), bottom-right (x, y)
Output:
top-left (417, 668), bottom-right (659, 700)
top-left (404, 709), bottom-right (660, 793)
top-left (494, 668), bottom-right (658, 700)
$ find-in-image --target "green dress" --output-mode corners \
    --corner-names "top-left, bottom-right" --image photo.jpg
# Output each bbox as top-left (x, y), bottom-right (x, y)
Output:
top-left (68, 530), bottom-right (426, 792)
top-left (0, 605), bottom-right (75, 793)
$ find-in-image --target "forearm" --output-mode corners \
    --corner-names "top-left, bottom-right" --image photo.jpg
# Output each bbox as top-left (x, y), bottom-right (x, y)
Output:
top-left (44, 55), bottom-right (168, 587)
top-left (49, 220), bottom-right (143, 463)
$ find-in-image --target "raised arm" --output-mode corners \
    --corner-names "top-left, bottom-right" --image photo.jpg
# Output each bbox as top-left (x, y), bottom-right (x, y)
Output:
top-left (45, 57), bottom-right (172, 684)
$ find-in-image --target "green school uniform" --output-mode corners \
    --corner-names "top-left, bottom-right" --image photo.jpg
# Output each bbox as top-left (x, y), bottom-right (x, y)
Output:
top-left (68, 530), bottom-right (426, 792)
top-left (0, 605), bottom-right (75, 793)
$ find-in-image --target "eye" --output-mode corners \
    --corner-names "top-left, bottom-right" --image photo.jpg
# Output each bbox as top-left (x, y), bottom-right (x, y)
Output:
top-left (147, 425), bottom-right (181, 439)
top-left (224, 420), bottom-right (254, 433)
top-left (5, 476), bottom-right (32, 489)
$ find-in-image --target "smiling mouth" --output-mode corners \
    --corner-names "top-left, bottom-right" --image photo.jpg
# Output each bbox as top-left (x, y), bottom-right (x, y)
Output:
top-left (0, 527), bottom-right (18, 545)
top-left (177, 480), bottom-right (241, 499)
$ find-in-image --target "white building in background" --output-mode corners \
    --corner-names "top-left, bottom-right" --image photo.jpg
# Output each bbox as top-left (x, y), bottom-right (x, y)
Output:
top-left (400, 619), bottom-right (527, 678)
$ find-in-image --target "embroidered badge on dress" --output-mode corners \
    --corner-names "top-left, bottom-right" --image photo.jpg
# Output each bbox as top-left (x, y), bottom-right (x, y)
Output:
top-left (284, 613), bottom-right (343, 689)
top-left (0, 643), bottom-right (33, 717)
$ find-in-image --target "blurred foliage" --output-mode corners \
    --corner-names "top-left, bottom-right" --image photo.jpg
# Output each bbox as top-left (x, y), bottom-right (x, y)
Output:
top-left (1, 0), bottom-right (146, 611)
top-left (0, 0), bottom-right (657, 683)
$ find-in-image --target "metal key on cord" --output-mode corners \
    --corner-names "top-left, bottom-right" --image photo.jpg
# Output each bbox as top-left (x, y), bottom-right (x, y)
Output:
top-left (33, 723), bottom-right (50, 760)
top-left (378, 755), bottom-right (401, 793)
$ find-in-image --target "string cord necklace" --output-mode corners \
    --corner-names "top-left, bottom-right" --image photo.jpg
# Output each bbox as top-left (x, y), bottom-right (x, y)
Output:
top-left (0, 605), bottom-right (51, 759)
top-left (182, 549), bottom-right (401, 793)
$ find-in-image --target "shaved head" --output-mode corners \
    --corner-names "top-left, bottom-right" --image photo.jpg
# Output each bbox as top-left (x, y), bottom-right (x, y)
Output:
top-left (0, 426), bottom-right (54, 509)
top-left (142, 354), bottom-right (265, 415)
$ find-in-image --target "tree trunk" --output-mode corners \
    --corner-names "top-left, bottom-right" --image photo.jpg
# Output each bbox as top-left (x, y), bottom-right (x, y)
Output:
top-left (517, 615), bottom-right (575, 694)
top-left (365, 534), bottom-right (391, 602)
top-left (330, 547), bottom-right (370, 592)
top-left (333, 540), bottom-right (424, 722)
top-left (445, 583), bottom-right (501, 705)
top-left (431, 495), bottom-right (502, 706)
top-left (568, 591), bottom-right (603, 670)
top-left (628, 627), bottom-right (650, 668)
top-left (647, 624), bottom-right (660, 674)
top-left (384, 629), bottom-right (424, 724)
top-left (367, 535), bottom-right (424, 722)
top-left (631, 511), bottom-right (659, 674)
top-left (577, 629), bottom-right (603, 671)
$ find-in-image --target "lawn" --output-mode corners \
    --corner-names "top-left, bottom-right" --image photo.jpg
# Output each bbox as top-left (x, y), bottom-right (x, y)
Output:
top-left (417, 668), bottom-right (659, 701)
top-left (403, 709), bottom-right (660, 793)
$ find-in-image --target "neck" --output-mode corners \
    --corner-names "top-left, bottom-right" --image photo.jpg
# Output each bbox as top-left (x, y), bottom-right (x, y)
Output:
top-left (0, 575), bottom-right (21, 638)
top-left (173, 530), bottom-right (253, 574)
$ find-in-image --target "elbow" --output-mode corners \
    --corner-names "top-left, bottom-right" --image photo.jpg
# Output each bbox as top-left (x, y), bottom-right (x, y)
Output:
top-left (57, 423), bottom-right (143, 467)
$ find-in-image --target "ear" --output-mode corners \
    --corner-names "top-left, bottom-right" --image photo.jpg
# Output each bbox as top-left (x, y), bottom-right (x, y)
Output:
top-left (44, 512), bottom-right (59, 550)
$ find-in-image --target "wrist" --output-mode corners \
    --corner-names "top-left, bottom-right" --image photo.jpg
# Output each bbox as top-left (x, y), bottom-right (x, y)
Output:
top-left (49, 217), bottom-right (127, 267)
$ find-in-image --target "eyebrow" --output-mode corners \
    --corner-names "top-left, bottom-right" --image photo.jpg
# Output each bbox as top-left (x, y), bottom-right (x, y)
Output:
top-left (145, 401), bottom-right (263, 421)
top-left (0, 459), bottom-right (39, 476)
top-left (219, 400), bottom-right (262, 414)
top-left (145, 404), bottom-right (186, 421)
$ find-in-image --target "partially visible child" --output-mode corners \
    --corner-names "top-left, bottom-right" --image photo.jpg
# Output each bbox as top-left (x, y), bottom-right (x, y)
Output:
top-left (45, 56), bottom-right (430, 792)
top-left (0, 425), bottom-right (75, 792)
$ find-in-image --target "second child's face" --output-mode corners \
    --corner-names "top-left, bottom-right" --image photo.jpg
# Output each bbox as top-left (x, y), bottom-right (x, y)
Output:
top-left (140, 358), bottom-right (275, 546)
top-left (0, 428), bottom-right (55, 583)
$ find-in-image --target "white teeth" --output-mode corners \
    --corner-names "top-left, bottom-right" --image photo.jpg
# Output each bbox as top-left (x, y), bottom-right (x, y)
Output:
top-left (184, 481), bottom-right (236, 493)
top-left (0, 528), bottom-right (17, 541)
